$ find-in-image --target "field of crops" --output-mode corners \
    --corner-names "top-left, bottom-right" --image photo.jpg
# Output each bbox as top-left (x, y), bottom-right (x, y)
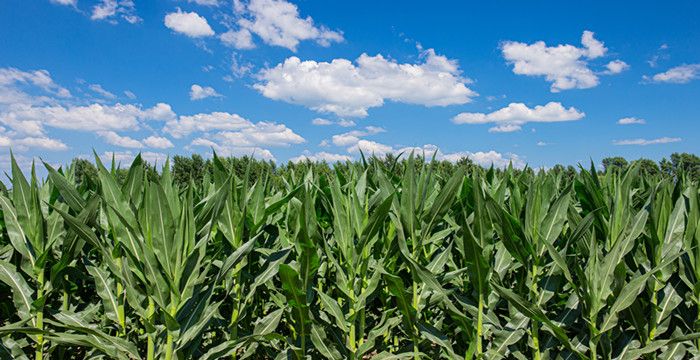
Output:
top-left (1, 152), bottom-right (700, 360)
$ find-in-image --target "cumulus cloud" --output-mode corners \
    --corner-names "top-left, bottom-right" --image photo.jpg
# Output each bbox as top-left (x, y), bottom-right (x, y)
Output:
top-left (347, 140), bottom-right (394, 155)
top-left (164, 9), bottom-right (215, 38)
top-left (647, 64), bottom-right (700, 84)
top-left (190, 138), bottom-right (275, 160)
top-left (0, 133), bottom-right (68, 151)
top-left (143, 136), bottom-right (174, 149)
top-left (289, 151), bottom-right (351, 163)
top-left (220, 29), bottom-right (256, 49)
top-left (452, 102), bottom-right (585, 132)
top-left (189, 84), bottom-right (222, 100)
top-left (165, 111), bottom-right (304, 161)
top-left (97, 131), bottom-right (143, 148)
top-left (255, 48), bottom-right (476, 117)
top-left (91, 0), bottom-right (141, 24)
top-left (342, 141), bottom-right (525, 169)
top-left (502, 31), bottom-right (624, 92)
top-left (1, 103), bottom-right (174, 136)
top-left (617, 117), bottom-right (646, 125)
top-left (222, 0), bottom-right (343, 51)
top-left (613, 137), bottom-right (681, 146)
top-left (330, 126), bottom-right (385, 147)
top-left (164, 112), bottom-right (251, 138)
top-left (605, 60), bottom-right (629, 74)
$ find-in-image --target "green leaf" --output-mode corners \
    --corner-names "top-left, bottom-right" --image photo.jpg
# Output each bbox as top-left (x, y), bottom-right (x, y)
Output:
top-left (0, 261), bottom-right (33, 321)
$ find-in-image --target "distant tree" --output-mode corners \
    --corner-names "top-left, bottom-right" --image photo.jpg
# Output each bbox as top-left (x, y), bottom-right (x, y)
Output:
top-left (72, 158), bottom-right (98, 187)
top-left (602, 157), bottom-right (629, 173)
top-left (660, 158), bottom-right (674, 177)
top-left (631, 158), bottom-right (660, 176)
top-left (172, 154), bottom-right (207, 187)
top-left (671, 153), bottom-right (700, 180)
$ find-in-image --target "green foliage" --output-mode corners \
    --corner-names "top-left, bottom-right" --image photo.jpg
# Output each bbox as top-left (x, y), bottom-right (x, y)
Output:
top-left (602, 156), bottom-right (628, 173)
top-left (2, 152), bottom-right (700, 359)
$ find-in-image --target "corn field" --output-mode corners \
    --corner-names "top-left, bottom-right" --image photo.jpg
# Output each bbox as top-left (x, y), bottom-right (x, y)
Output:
top-left (1, 152), bottom-right (700, 360)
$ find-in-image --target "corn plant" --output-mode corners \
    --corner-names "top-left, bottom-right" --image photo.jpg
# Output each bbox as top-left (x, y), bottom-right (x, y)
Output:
top-left (2, 152), bottom-right (700, 359)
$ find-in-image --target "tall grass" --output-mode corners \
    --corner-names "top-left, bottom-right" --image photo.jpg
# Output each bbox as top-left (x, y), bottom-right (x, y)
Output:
top-left (1, 152), bottom-right (699, 359)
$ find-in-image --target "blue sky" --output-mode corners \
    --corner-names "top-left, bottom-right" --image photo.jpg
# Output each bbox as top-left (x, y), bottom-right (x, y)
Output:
top-left (1, 0), bottom-right (699, 172)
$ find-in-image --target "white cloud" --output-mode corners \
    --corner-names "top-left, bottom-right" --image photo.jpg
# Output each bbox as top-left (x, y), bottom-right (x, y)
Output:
top-left (536, 141), bottom-right (547, 146)
top-left (89, 84), bottom-right (116, 99)
top-left (143, 136), bottom-right (174, 149)
top-left (98, 131), bottom-right (143, 148)
top-left (311, 118), bottom-right (356, 127)
top-left (164, 111), bottom-right (304, 162)
top-left (0, 67), bottom-right (71, 99)
top-left (212, 123), bottom-right (304, 147)
top-left (1, 103), bottom-right (174, 136)
top-left (452, 102), bottom-right (585, 132)
top-left (124, 90), bottom-right (136, 99)
top-left (229, 54), bottom-right (254, 78)
top-left (347, 140), bottom-right (394, 155)
top-left (92, 0), bottom-right (118, 20)
top-left (502, 30), bottom-right (622, 92)
top-left (647, 44), bottom-right (670, 68)
top-left (220, 29), bottom-right (256, 49)
top-left (341, 141), bottom-right (525, 169)
top-left (337, 119), bottom-right (356, 127)
top-left (648, 64), bottom-right (700, 84)
top-left (91, 0), bottom-right (141, 24)
top-left (0, 133), bottom-right (68, 151)
top-left (463, 150), bottom-right (525, 168)
top-left (255, 48), bottom-right (476, 117)
top-left (189, 84), bottom-right (222, 100)
top-left (311, 118), bottom-right (333, 126)
top-left (50, 0), bottom-right (77, 6)
top-left (332, 131), bottom-right (364, 146)
top-left (605, 60), bottom-right (629, 74)
top-left (289, 151), bottom-right (351, 163)
top-left (142, 103), bottom-right (176, 121)
top-left (617, 117), bottom-right (646, 125)
top-left (331, 126), bottom-right (385, 146)
top-left (613, 137), bottom-right (681, 146)
top-left (224, 0), bottom-right (343, 51)
top-left (189, 0), bottom-right (219, 5)
top-left (164, 112), bottom-right (251, 138)
top-left (190, 138), bottom-right (275, 160)
top-left (164, 9), bottom-right (215, 38)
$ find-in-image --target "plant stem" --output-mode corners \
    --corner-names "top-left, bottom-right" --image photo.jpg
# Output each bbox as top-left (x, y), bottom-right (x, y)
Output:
top-left (589, 315), bottom-right (598, 359)
top-left (36, 269), bottom-right (45, 360)
top-left (62, 274), bottom-right (69, 311)
top-left (230, 272), bottom-right (241, 360)
top-left (349, 306), bottom-right (357, 360)
top-left (530, 263), bottom-right (540, 360)
top-left (648, 279), bottom-right (660, 343)
top-left (164, 303), bottom-right (177, 360)
top-left (476, 291), bottom-right (484, 358)
top-left (147, 298), bottom-right (155, 360)
top-left (116, 257), bottom-right (126, 336)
